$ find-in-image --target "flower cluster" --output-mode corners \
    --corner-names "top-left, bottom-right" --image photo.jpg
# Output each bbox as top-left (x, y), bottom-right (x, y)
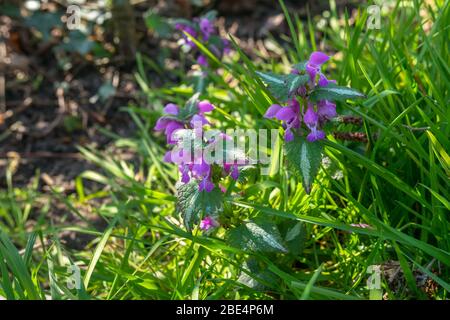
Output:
top-left (154, 100), bottom-right (214, 144)
top-left (175, 12), bottom-right (230, 67)
top-left (264, 51), bottom-right (338, 142)
top-left (154, 98), bottom-right (242, 194)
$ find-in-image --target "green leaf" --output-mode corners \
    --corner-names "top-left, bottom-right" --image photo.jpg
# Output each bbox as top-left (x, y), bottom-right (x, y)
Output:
top-left (176, 181), bottom-right (223, 231)
top-left (309, 83), bottom-right (366, 102)
top-left (178, 92), bottom-right (200, 120)
top-left (279, 221), bottom-right (306, 256)
top-left (285, 136), bottom-right (323, 194)
top-left (256, 71), bottom-right (309, 102)
top-left (227, 218), bottom-right (287, 253)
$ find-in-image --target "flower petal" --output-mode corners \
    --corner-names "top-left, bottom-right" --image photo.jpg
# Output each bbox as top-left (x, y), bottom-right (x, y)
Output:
top-left (264, 104), bottom-right (282, 118)
top-left (284, 129), bottom-right (294, 142)
top-left (165, 121), bottom-right (184, 144)
top-left (303, 106), bottom-right (318, 127)
top-left (199, 178), bottom-right (214, 192)
top-left (318, 100), bottom-right (337, 119)
top-left (275, 107), bottom-right (296, 121)
top-left (307, 129), bottom-right (326, 142)
top-left (309, 51), bottom-right (329, 66)
top-left (190, 114), bottom-right (209, 127)
top-left (163, 103), bottom-right (179, 115)
top-left (198, 100), bottom-right (215, 113)
top-left (154, 117), bottom-right (170, 131)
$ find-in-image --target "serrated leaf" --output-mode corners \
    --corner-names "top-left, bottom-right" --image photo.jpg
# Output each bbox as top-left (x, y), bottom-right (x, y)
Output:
top-left (256, 71), bottom-right (308, 102)
top-left (287, 74), bottom-right (309, 96)
top-left (309, 83), bottom-right (365, 102)
top-left (285, 136), bottom-right (323, 194)
top-left (228, 219), bottom-right (287, 253)
top-left (176, 181), bottom-right (223, 231)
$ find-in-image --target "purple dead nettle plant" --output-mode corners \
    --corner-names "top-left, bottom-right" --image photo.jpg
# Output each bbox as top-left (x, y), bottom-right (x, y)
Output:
top-left (258, 51), bottom-right (365, 193)
top-left (263, 52), bottom-right (337, 142)
top-left (174, 10), bottom-right (230, 67)
top-left (154, 94), bottom-right (247, 231)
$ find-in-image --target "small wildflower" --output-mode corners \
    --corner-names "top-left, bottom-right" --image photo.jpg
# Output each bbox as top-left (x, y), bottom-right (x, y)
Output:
top-left (200, 216), bottom-right (218, 231)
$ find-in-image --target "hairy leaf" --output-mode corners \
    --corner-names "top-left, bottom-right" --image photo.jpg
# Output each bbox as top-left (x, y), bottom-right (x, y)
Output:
top-left (285, 136), bottom-right (323, 194)
top-left (228, 218), bottom-right (287, 253)
top-left (176, 181), bottom-right (223, 231)
top-left (256, 71), bottom-right (309, 102)
top-left (309, 83), bottom-right (365, 102)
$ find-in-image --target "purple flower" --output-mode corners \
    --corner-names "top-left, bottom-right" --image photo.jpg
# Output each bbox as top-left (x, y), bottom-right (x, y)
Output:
top-left (199, 177), bottom-right (215, 192)
top-left (306, 51), bottom-right (330, 83)
top-left (190, 114), bottom-right (209, 127)
top-left (198, 100), bottom-right (215, 113)
top-left (304, 105), bottom-right (326, 142)
top-left (197, 54), bottom-right (208, 67)
top-left (199, 18), bottom-right (214, 40)
top-left (264, 104), bottom-right (282, 118)
top-left (165, 121), bottom-right (184, 144)
top-left (180, 164), bottom-right (191, 183)
top-left (317, 100), bottom-right (337, 120)
top-left (154, 117), bottom-right (184, 144)
top-left (306, 128), bottom-right (326, 142)
top-left (176, 23), bottom-right (197, 48)
top-left (200, 216), bottom-right (218, 231)
top-left (163, 103), bottom-right (179, 115)
top-left (285, 128), bottom-right (294, 142)
top-left (265, 99), bottom-right (301, 141)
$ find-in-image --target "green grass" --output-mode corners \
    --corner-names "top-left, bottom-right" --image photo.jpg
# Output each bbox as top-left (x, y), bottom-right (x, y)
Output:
top-left (0, 0), bottom-right (449, 300)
